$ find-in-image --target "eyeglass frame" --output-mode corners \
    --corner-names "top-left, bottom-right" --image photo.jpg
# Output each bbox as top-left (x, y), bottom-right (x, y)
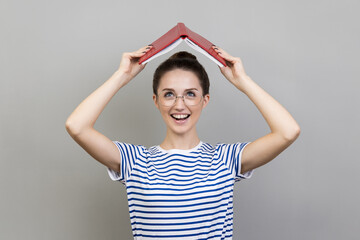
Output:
top-left (156, 91), bottom-right (204, 107)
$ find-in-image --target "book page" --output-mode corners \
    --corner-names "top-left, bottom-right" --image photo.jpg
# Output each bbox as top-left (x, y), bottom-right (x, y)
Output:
top-left (142, 38), bottom-right (184, 64)
top-left (184, 38), bottom-right (224, 67)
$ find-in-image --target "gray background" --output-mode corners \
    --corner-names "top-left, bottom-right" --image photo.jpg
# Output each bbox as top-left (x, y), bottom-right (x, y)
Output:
top-left (1, 0), bottom-right (359, 239)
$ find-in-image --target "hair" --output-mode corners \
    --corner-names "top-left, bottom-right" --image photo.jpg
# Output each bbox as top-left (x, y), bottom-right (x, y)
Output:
top-left (153, 51), bottom-right (210, 96)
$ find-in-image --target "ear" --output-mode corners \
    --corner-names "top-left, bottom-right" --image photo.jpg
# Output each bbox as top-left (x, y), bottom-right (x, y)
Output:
top-left (153, 94), bottom-right (159, 109)
top-left (202, 94), bottom-right (210, 109)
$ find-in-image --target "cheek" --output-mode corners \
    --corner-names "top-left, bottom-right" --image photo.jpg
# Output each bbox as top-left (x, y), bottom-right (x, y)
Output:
top-left (191, 107), bottom-right (203, 117)
top-left (158, 107), bottom-right (170, 117)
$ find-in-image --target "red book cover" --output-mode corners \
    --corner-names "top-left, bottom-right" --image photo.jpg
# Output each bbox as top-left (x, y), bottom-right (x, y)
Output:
top-left (139, 23), bottom-right (226, 67)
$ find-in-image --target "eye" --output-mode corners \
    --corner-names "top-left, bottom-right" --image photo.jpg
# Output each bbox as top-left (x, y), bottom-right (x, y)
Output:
top-left (186, 91), bottom-right (196, 98)
top-left (164, 91), bottom-right (175, 98)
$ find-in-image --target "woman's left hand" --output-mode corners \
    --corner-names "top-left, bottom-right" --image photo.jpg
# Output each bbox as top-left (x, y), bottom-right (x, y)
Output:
top-left (213, 46), bottom-right (249, 91)
top-left (212, 46), bottom-right (301, 175)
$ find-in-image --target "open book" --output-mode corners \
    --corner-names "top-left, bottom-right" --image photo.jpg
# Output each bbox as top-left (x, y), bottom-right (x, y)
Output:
top-left (139, 23), bottom-right (226, 67)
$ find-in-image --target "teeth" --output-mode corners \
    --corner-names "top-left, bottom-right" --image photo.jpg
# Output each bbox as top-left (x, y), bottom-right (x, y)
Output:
top-left (172, 114), bottom-right (189, 120)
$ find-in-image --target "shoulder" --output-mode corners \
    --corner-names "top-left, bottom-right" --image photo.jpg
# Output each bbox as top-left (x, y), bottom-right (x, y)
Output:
top-left (112, 141), bottom-right (150, 156)
top-left (212, 142), bottom-right (250, 154)
top-left (196, 142), bottom-right (236, 152)
top-left (197, 142), bottom-right (238, 156)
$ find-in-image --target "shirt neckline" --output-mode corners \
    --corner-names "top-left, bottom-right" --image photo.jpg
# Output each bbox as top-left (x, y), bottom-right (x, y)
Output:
top-left (157, 141), bottom-right (203, 154)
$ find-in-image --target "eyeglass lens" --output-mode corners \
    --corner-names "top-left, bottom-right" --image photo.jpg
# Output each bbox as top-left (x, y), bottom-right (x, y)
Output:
top-left (159, 93), bottom-right (202, 106)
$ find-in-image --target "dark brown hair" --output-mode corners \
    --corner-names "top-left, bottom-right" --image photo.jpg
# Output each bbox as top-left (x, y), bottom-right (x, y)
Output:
top-left (153, 51), bottom-right (210, 96)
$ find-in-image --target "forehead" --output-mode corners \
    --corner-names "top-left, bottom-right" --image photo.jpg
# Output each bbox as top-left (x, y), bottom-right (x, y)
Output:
top-left (158, 69), bottom-right (201, 92)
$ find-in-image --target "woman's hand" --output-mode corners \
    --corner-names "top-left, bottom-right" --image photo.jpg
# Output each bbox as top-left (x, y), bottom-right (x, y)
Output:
top-left (212, 46), bottom-right (300, 174)
top-left (117, 45), bottom-right (152, 84)
top-left (213, 46), bottom-right (249, 91)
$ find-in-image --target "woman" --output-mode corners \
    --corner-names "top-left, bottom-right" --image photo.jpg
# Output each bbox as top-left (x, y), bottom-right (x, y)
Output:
top-left (65, 45), bottom-right (300, 239)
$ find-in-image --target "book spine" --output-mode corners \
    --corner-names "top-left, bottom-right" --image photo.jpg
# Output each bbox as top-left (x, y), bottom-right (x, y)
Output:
top-left (177, 22), bottom-right (187, 38)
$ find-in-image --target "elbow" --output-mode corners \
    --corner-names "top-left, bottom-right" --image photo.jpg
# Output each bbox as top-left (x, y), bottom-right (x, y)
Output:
top-left (65, 118), bottom-right (82, 137)
top-left (65, 118), bottom-right (93, 137)
top-left (65, 119), bottom-right (76, 136)
top-left (283, 124), bottom-right (301, 143)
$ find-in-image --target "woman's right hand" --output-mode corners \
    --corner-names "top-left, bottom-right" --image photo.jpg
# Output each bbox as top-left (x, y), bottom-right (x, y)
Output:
top-left (117, 45), bottom-right (152, 84)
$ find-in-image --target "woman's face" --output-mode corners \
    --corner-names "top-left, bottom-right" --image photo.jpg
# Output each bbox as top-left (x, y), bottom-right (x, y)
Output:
top-left (153, 69), bottom-right (210, 136)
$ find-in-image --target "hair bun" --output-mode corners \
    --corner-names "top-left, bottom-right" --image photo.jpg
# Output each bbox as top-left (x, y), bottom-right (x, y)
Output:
top-left (169, 51), bottom-right (197, 60)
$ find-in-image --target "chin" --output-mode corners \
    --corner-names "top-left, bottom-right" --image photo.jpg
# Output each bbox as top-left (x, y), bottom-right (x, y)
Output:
top-left (167, 120), bottom-right (197, 136)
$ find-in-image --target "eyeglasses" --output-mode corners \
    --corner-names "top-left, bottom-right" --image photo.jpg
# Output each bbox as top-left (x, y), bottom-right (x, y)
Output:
top-left (158, 90), bottom-right (203, 107)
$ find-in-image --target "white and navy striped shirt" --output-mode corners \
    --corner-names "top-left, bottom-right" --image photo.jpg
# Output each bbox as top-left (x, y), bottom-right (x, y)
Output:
top-left (107, 141), bottom-right (253, 240)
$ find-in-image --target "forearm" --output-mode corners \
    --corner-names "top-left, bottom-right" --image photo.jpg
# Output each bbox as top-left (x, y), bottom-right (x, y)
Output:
top-left (65, 70), bottom-right (128, 135)
top-left (235, 76), bottom-right (300, 140)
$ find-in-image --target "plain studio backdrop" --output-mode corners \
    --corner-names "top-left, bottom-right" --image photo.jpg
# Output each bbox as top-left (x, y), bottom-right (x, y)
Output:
top-left (1, 0), bottom-right (359, 239)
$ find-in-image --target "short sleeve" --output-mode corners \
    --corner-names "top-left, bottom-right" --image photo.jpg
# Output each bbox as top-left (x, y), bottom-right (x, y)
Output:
top-left (217, 142), bottom-right (254, 182)
top-left (107, 141), bottom-right (146, 184)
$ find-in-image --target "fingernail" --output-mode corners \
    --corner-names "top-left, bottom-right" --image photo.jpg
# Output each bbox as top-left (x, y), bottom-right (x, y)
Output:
top-left (142, 51), bottom-right (146, 53)
top-left (146, 47), bottom-right (151, 49)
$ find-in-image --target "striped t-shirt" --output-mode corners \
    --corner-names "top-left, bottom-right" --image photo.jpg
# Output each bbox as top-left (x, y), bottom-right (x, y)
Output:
top-left (107, 141), bottom-right (253, 240)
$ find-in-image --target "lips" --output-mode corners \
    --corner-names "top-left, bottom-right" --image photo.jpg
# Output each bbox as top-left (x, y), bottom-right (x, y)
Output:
top-left (171, 114), bottom-right (190, 120)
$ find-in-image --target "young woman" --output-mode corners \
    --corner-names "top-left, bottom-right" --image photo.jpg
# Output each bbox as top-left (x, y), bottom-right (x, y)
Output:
top-left (65, 45), bottom-right (300, 239)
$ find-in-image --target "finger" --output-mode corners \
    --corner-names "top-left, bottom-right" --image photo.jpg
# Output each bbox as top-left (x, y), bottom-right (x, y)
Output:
top-left (212, 46), bottom-right (231, 58)
top-left (139, 45), bottom-right (153, 52)
top-left (129, 46), bottom-right (153, 58)
top-left (212, 46), bottom-right (231, 59)
top-left (132, 45), bottom-right (152, 55)
top-left (212, 46), bottom-right (240, 64)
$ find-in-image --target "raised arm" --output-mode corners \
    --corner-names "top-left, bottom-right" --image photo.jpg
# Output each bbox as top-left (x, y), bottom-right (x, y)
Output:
top-left (65, 46), bottom-right (152, 172)
top-left (213, 46), bottom-right (300, 174)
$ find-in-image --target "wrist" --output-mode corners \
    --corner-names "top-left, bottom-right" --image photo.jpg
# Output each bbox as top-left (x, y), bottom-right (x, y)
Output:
top-left (232, 75), bottom-right (252, 91)
top-left (110, 70), bottom-right (132, 88)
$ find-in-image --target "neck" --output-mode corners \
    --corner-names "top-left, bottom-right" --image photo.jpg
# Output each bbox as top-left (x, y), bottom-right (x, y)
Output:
top-left (160, 128), bottom-right (200, 150)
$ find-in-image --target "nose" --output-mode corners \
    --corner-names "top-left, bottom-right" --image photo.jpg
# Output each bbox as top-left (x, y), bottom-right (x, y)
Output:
top-left (173, 96), bottom-right (186, 110)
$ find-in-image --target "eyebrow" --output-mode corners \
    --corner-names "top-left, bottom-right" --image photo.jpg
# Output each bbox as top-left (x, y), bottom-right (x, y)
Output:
top-left (161, 88), bottom-right (199, 92)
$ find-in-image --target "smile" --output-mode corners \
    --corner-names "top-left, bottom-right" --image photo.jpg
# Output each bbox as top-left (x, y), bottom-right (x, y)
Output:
top-left (171, 114), bottom-right (190, 120)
